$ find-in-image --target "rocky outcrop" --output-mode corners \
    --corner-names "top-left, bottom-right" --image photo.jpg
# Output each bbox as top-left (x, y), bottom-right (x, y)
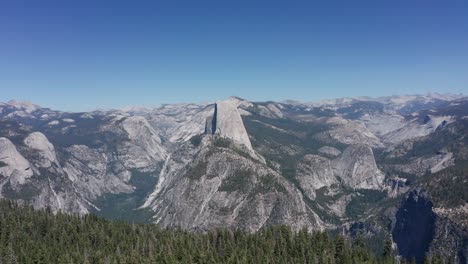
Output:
top-left (359, 113), bottom-right (406, 137)
top-left (119, 116), bottom-right (167, 169)
top-left (0, 137), bottom-right (33, 187)
top-left (256, 103), bottom-right (284, 118)
top-left (382, 115), bottom-right (454, 144)
top-left (143, 137), bottom-right (323, 232)
top-left (0, 135), bottom-right (90, 214)
top-left (63, 144), bottom-right (134, 200)
top-left (205, 98), bottom-right (253, 151)
top-left (163, 104), bottom-right (214, 143)
top-left (295, 145), bottom-right (384, 198)
top-left (333, 145), bottom-right (385, 189)
top-left (317, 117), bottom-right (383, 148)
top-left (296, 155), bottom-right (336, 199)
top-left (391, 152), bottom-right (455, 176)
top-left (23, 132), bottom-right (58, 168)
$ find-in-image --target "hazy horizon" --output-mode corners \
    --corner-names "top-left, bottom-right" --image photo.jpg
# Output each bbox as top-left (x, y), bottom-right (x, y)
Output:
top-left (1, 92), bottom-right (465, 113)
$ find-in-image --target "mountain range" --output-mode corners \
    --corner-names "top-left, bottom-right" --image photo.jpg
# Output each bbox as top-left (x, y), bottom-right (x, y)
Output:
top-left (0, 94), bottom-right (467, 263)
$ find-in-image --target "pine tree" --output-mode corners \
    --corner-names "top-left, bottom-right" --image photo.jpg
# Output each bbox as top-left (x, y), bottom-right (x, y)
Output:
top-left (382, 237), bottom-right (394, 264)
top-left (335, 234), bottom-right (346, 264)
top-left (423, 254), bottom-right (431, 264)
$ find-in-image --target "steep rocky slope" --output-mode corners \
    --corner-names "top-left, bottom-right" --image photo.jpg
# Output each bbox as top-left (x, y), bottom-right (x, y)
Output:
top-left (143, 137), bottom-right (323, 232)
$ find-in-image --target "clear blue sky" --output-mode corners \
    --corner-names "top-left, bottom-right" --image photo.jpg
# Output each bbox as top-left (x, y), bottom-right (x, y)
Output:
top-left (1, 0), bottom-right (467, 111)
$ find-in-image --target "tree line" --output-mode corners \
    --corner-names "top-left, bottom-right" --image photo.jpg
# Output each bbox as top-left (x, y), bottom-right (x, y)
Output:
top-left (0, 199), bottom-right (450, 263)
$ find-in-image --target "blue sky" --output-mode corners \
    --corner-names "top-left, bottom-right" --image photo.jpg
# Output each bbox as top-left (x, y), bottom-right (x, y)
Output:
top-left (1, 0), bottom-right (467, 111)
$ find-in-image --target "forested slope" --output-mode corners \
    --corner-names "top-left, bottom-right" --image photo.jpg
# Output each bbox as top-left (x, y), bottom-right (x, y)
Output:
top-left (0, 199), bottom-right (383, 264)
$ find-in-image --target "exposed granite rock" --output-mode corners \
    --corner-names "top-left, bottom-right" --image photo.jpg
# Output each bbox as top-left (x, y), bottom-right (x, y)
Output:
top-left (205, 98), bottom-right (253, 151)
top-left (391, 152), bottom-right (455, 176)
top-left (317, 117), bottom-right (383, 148)
top-left (0, 137), bottom-right (33, 187)
top-left (23, 132), bottom-right (58, 168)
top-left (333, 145), bottom-right (385, 189)
top-left (296, 154), bottom-right (336, 199)
top-left (143, 137), bottom-right (323, 232)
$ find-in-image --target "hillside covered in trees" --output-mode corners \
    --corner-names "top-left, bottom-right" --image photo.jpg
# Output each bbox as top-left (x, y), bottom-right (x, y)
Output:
top-left (0, 199), bottom-right (452, 263)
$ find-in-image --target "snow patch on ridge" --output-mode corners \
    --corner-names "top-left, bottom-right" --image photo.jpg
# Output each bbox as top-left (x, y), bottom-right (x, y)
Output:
top-left (48, 120), bottom-right (60, 126)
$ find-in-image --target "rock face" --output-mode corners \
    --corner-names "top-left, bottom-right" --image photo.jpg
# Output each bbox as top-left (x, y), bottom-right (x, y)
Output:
top-left (143, 137), bottom-right (323, 232)
top-left (63, 144), bottom-right (133, 201)
top-left (1, 136), bottom-right (88, 214)
top-left (0, 137), bottom-right (33, 186)
top-left (162, 104), bottom-right (214, 143)
top-left (205, 98), bottom-right (253, 151)
top-left (318, 117), bottom-right (383, 148)
top-left (295, 145), bottom-right (384, 198)
top-left (392, 190), bottom-right (435, 264)
top-left (333, 145), bottom-right (385, 189)
top-left (119, 116), bottom-right (167, 169)
top-left (391, 152), bottom-right (455, 176)
top-left (296, 155), bottom-right (336, 199)
top-left (382, 115), bottom-right (454, 144)
top-left (23, 132), bottom-right (58, 168)
top-left (359, 113), bottom-right (406, 137)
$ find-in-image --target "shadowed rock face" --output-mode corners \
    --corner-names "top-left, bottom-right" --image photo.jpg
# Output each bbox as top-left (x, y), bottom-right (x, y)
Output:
top-left (211, 103), bottom-right (217, 135)
top-left (393, 189), bottom-right (435, 264)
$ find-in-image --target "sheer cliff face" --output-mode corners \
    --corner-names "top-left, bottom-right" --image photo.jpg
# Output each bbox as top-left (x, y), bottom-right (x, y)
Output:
top-left (0, 95), bottom-right (467, 255)
top-left (205, 98), bottom-right (253, 151)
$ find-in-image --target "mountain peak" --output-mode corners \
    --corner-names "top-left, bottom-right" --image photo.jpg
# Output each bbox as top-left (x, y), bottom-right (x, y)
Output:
top-left (218, 96), bottom-right (253, 109)
top-left (7, 100), bottom-right (40, 113)
top-left (205, 98), bottom-right (253, 150)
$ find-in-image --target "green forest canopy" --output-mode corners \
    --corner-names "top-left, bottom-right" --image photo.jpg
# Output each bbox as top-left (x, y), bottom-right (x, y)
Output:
top-left (0, 199), bottom-right (446, 264)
